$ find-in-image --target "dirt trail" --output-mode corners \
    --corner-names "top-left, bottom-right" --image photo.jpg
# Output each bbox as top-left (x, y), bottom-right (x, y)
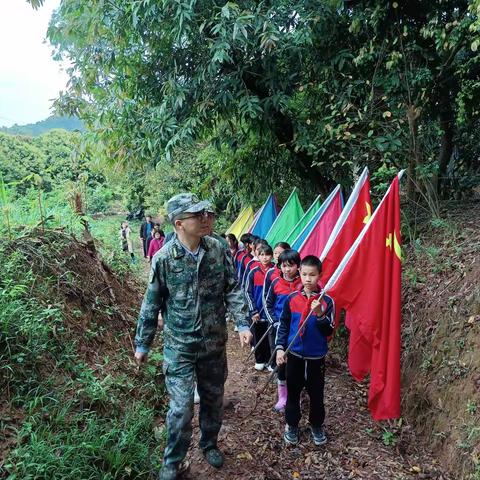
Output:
top-left (180, 326), bottom-right (452, 480)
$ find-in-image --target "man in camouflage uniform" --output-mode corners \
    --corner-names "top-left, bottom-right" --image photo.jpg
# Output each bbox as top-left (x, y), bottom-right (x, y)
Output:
top-left (134, 193), bottom-right (252, 480)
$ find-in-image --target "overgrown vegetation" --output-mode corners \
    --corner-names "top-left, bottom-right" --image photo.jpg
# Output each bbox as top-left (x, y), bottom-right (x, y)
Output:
top-left (0, 229), bottom-right (165, 479)
top-left (0, 129), bottom-right (122, 219)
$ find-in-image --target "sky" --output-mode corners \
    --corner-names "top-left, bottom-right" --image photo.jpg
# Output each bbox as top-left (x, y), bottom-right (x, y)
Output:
top-left (0, 0), bottom-right (69, 127)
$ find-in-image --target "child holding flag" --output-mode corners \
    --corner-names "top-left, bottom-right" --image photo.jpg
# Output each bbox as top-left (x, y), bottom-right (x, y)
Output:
top-left (235, 233), bottom-right (253, 275)
top-left (275, 255), bottom-right (335, 446)
top-left (264, 241), bottom-right (290, 300)
top-left (241, 238), bottom-right (267, 288)
top-left (246, 243), bottom-right (274, 370)
top-left (238, 235), bottom-right (259, 287)
top-left (265, 249), bottom-right (302, 411)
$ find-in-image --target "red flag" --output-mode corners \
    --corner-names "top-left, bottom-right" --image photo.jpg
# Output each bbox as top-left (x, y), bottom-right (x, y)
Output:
top-left (325, 173), bottom-right (403, 420)
top-left (320, 167), bottom-right (371, 284)
top-left (298, 188), bottom-right (343, 258)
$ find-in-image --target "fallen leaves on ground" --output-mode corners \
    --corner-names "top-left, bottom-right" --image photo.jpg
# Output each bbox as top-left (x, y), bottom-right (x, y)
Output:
top-left (177, 327), bottom-right (452, 480)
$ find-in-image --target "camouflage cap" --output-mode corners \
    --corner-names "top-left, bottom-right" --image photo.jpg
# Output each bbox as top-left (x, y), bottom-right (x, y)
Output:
top-left (205, 201), bottom-right (215, 214)
top-left (166, 193), bottom-right (211, 221)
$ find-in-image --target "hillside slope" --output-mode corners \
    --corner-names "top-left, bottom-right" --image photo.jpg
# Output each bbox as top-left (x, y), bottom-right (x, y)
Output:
top-left (0, 229), bottom-right (165, 479)
top-left (402, 201), bottom-right (480, 479)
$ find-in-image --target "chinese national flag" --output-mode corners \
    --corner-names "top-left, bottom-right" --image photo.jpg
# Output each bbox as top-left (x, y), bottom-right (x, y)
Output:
top-left (320, 167), bottom-right (372, 285)
top-left (325, 173), bottom-right (402, 420)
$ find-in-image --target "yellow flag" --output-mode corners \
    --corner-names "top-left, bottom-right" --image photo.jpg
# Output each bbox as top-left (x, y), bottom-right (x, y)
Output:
top-left (226, 206), bottom-right (254, 238)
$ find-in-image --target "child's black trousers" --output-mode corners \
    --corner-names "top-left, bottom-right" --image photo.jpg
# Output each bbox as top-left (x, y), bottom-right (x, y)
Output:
top-left (253, 321), bottom-right (271, 364)
top-left (285, 353), bottom-right (326, 428)
top-left (269, 326), bottom-right (286, 381)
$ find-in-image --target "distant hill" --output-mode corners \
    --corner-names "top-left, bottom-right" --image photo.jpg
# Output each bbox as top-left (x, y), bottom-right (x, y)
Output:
top-left (0, 116), bottom-right (84, 136)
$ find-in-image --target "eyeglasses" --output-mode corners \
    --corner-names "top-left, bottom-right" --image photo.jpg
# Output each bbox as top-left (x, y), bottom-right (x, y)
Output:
top-left (177, 210), bottom-right (210, 221)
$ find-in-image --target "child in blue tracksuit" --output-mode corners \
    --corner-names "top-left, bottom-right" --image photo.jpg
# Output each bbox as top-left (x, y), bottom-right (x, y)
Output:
top-left (275, 255), bottom-right (335, 446)
top-left (235, 233), bottom-right (254, 279)
top-left (239, 235), bottom-right (261, 287)
top-left (265, 249), bottom-right (302, 412)
top-left (245, 243), bottom-right (274, 370)
top-left (263, 241), bottom-right (290, 305)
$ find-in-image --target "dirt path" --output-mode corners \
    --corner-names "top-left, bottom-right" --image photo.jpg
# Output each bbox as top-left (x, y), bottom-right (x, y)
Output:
top-left (180, 325), bottom-right (452, 480)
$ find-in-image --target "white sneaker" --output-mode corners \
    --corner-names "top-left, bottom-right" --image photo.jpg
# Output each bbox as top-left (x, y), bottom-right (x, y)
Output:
top-left (267, 365), bottom-right (274, 372)
top-left (254, 363), bottom-right (266, 371)
top-left (234, 325), bottom-right (239, 332)
top-left (194, 385), bottom-right (200, 404)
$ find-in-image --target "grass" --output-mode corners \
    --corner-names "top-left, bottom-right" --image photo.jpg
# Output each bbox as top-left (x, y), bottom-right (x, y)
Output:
top-left (5, 403), bottom-right (159, 479)
top-left (0, 221), bottom-right (166, 479)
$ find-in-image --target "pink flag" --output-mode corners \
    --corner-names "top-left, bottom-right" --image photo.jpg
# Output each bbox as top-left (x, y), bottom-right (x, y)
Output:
top-left (299, 187), bottom-right (343, 258)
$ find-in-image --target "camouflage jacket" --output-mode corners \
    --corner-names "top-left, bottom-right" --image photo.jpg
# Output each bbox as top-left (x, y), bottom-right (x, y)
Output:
top-left (135, 235), bottom-right (249, 354)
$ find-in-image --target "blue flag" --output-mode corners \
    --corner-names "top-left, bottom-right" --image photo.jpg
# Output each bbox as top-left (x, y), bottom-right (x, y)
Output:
top-left (250, 193), bottom-right (278, 238)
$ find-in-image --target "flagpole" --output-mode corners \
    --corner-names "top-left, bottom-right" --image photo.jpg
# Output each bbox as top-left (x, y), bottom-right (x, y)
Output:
top-left (257, 305), bottom-right (321, 395)
top-left (320, 166), bottom-right (369, 261)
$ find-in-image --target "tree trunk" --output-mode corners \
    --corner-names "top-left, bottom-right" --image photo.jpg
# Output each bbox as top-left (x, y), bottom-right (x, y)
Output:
top-left (436, 104), bottom-right (454, 198)
top-left (406, 105), bottom-right (421, 202)
top-left (272, 111), bottom-right (336, 196)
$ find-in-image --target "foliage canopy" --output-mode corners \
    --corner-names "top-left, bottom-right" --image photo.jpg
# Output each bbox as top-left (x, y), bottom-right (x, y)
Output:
top-left (26, 0), bottom-right (480, 212)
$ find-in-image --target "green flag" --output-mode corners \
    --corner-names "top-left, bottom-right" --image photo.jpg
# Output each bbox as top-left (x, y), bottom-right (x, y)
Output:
top-left (284, 195), bottom-right (322, 246)
top-left (265, 188), bottom-right (304, 246)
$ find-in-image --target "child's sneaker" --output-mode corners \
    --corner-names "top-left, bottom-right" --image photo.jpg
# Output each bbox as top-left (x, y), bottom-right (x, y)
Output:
top-left (284, 425), bottom-right (299, 445)
top-left (254, 363), bottom-right (265, 371)
top-left (311, 426), bottom-right (327, 446)
top-left (266, 365), bottom-right (274, 372)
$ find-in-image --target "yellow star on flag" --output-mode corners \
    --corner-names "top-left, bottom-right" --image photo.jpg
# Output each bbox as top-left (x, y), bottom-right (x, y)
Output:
top-left (386, 233), bottom-right (392, 249)
top-left (363, 202), bottom-right (372, 224)
top-left (386, 231), bottom-right (402, 261)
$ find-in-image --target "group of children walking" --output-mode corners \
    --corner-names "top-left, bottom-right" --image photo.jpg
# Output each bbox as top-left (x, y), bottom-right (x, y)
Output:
top-left (226, 232), bottom-right (335, 446)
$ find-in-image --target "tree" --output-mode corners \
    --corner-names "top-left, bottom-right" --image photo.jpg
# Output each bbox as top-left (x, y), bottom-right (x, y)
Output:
top-left (39, 0), bottom-right (479, 210)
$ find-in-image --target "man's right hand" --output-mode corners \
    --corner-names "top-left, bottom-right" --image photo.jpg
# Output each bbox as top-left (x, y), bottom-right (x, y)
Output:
top-left (251, 313), bottom-right (260, 323)
top-left (134, 351), bottom-right (148, 366)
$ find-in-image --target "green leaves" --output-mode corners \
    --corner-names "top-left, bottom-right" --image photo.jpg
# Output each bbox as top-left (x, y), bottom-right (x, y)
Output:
top-left (44, 0), bottom-right (480, 201)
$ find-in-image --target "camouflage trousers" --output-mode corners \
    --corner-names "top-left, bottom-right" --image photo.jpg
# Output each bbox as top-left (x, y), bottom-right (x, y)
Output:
top-left (162, 345), bottom-right (228, 467)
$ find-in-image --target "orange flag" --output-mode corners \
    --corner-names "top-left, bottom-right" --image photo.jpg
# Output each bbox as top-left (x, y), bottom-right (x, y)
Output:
top-left (325, 172), bottom-right (403, 420)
